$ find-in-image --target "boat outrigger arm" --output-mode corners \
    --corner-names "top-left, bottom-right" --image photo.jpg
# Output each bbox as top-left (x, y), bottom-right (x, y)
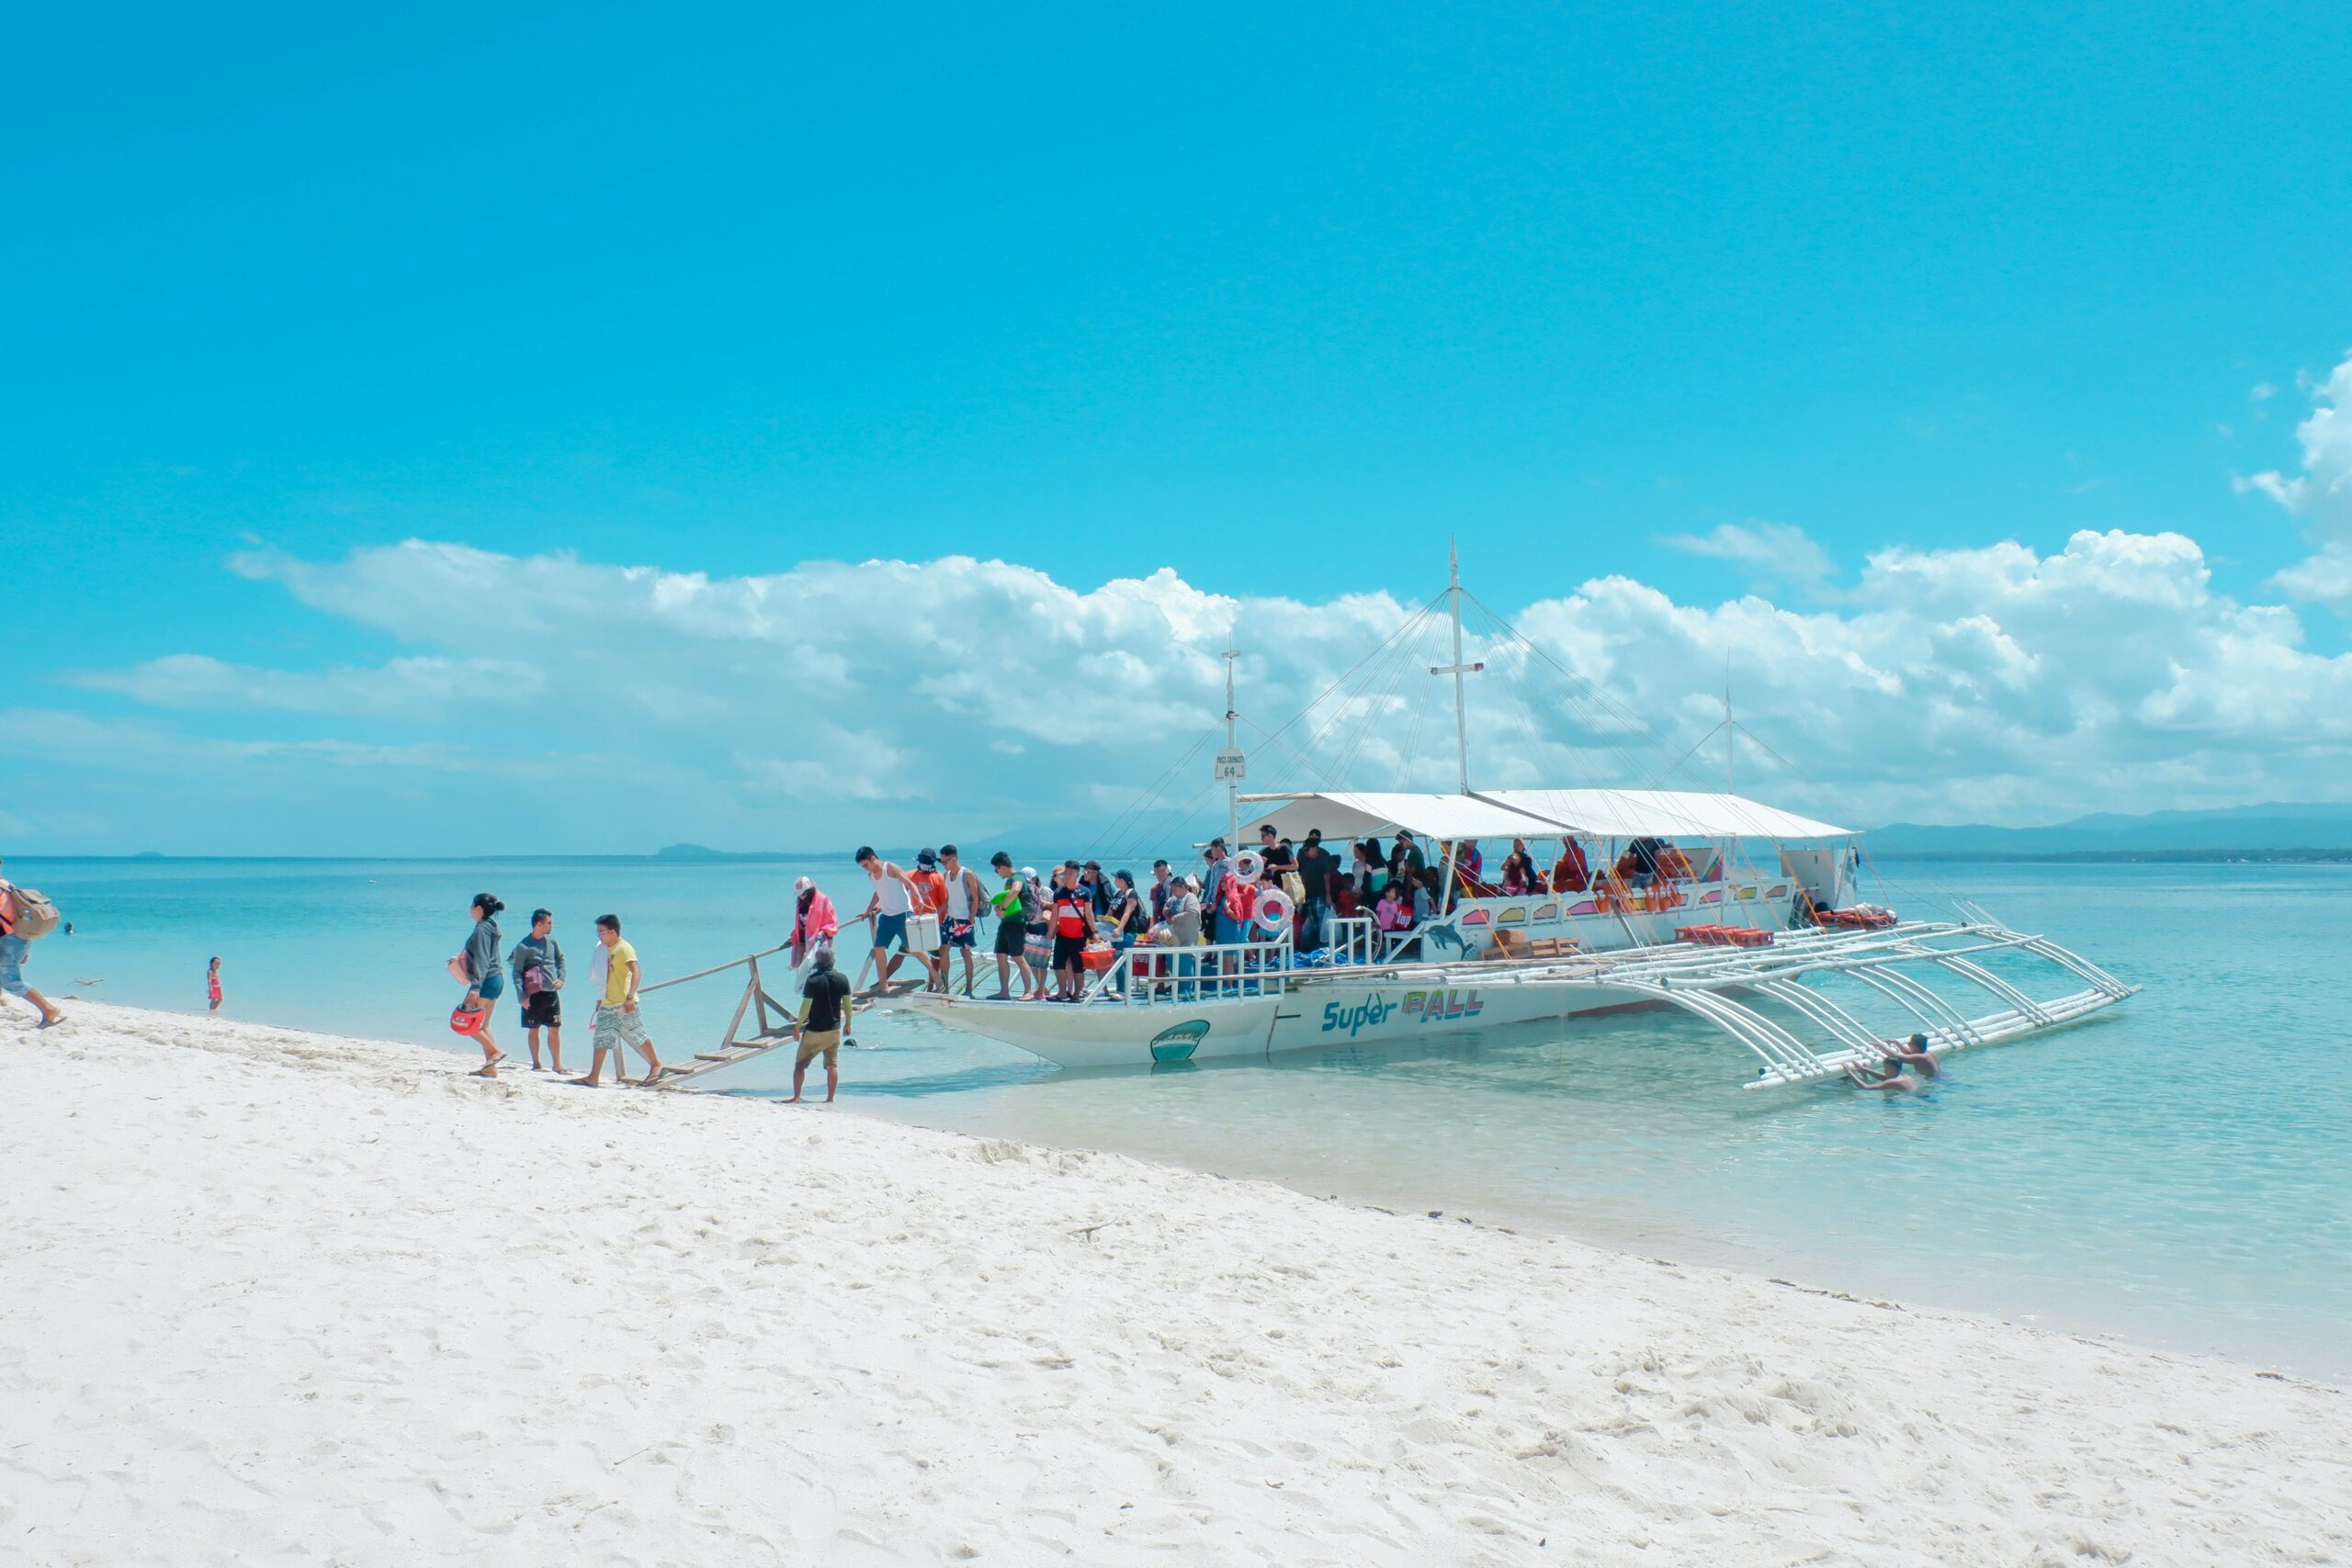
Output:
top-left (1358, 917), bottom-right (2136, 1089)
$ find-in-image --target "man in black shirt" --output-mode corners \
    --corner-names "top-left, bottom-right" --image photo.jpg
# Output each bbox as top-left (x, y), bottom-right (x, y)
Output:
top-left (1258, 823), bottom-right (1295, 872)
top-left (1295, 829), bottom-right (1336, 951)
top-left (788, 950), bottom-right (854, 1104)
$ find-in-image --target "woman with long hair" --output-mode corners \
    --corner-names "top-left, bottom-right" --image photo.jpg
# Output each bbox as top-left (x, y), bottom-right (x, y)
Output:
top-left (458, 893), bottom-right (508, 1077)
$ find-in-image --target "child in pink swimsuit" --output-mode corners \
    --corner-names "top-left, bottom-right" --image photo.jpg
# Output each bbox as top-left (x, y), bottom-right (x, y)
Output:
top-left (207, 956), bottom-right (222, 1012)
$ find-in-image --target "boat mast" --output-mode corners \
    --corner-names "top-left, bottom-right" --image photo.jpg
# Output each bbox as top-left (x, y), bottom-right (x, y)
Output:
top-left (1222, 640), bottom-right (1241, 847)
top-left (1724, 655), bottom-right (1734, 791)
top-left (1431, 537), bottom-right (1482, 795)
top-left (1429, 538), bottom-right (1485, 919)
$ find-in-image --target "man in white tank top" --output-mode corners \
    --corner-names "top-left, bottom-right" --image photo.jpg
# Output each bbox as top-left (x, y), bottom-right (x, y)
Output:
top-left (936, 844), bottom-right (990, 997)
top-left (855, 845), bottom-right (922, 987)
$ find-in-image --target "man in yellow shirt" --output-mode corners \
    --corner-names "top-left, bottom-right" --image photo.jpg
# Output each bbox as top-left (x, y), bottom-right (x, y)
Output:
top-left (570, 913), bottom-right (664, 1088)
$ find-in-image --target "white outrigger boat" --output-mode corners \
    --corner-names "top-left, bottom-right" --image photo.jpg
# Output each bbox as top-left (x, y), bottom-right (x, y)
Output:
top-left (889, 552), bottom-right (2133, 1089)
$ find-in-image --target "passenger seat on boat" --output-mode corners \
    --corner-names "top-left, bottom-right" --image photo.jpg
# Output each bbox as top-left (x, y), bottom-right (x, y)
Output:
top-left (1486, 929), bottom-right (1529, 961)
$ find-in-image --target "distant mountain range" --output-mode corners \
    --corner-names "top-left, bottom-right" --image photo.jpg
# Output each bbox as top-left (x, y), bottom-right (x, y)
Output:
top-left (653, 843), bottom-right (810, 863)
top-left (1868, 802), bottom-right (2352, 861)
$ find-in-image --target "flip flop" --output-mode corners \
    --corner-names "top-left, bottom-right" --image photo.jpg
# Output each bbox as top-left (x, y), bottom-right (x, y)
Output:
top-left (469, 1066), bottom-right (499, 1078)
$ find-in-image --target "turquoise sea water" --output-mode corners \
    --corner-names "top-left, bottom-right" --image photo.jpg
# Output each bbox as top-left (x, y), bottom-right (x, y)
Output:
top-left (11, 854), bottom-right (2347, 1381)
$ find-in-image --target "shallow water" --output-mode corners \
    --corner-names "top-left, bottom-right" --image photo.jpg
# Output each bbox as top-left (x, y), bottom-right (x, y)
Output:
top-left (16, 853), bottom-right (2348, 1379)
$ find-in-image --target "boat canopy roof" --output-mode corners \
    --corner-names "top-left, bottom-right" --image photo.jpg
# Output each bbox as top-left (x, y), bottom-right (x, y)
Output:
top-left (1478, 788), bottom-right (1854, 841)
top-left (1236, 788), bottom-right (1855, 843)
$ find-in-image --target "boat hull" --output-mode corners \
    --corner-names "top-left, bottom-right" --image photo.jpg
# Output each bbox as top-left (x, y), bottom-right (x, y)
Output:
top-left (907, 978), bottom-right (1653, 1070)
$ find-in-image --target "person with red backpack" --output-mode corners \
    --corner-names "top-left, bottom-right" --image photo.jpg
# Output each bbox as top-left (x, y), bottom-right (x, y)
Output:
top-left (0, 859), bottom-right (64, 1029)
top-left (1047, 862), bottom-right (1099, 1002)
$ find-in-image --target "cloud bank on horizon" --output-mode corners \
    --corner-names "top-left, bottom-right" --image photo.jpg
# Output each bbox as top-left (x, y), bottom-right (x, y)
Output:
top-left (13, 356), bottom-right (2351, 858)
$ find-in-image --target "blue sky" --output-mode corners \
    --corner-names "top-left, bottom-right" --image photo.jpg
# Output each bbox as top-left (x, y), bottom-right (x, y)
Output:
top-left (8, 4), bottom-right (2352, 853)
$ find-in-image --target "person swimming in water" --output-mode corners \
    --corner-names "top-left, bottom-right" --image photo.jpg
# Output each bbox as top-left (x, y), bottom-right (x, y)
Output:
top-left (1878, 1032), bottom-right (1940, 1077)
top-left (1846, 1058), bottom-right (1920, 1092)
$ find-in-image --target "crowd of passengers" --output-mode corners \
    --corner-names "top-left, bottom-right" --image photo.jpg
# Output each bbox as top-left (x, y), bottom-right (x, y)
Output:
top-left (819, 824), bottom-right (1717, 1004)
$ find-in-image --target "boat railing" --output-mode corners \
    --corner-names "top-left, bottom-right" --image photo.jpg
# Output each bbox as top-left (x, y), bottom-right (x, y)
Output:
top-left (1327, 914), bottom-right (1378, 967)
top-left (1089, 932), bottom-right (1297, 1005)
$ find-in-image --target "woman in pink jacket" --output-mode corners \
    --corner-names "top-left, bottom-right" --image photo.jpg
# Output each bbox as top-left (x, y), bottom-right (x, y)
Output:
top-left (790, 877), bottom-right (840, 969)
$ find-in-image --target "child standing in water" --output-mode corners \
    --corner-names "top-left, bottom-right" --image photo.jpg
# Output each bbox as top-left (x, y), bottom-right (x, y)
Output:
top-left (206, 957), bottom-right (222, 1012)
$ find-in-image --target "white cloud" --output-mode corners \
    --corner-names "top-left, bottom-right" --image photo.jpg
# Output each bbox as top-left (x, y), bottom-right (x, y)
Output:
top-left (2241, 352), bottom-right (2352, 609)
top-left (1658, 520), bottom-right (1839, 600)
top-left (28, 527), bottom-right (2352, 853)
top-left (66, 653), bottom-right (543, 716)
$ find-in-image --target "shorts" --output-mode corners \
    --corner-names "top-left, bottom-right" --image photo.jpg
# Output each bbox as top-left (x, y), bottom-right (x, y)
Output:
top-left (993, 919), bottom-right (1027, 956)
top-left (476, 970), bottom-right (506, 1002)
top-left (0, 934), bottom-right (26, 998)
top-left (944, 917), bottom-right (977, 949)
top-left (521, 990), bottom-right (561, 1029)
top-left (593, 1001), bottom-right (649, 1054)
top-left (796, 1027), bottom-right (842, 1069)
top-left (1052, 933), bottom-right (1087, 970)
top-left (874, 912), bottom-right (909, 951)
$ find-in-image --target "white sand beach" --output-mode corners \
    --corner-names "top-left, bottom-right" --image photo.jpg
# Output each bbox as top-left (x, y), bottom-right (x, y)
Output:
top-left (3, 1003), bottom-right (2345, 1566)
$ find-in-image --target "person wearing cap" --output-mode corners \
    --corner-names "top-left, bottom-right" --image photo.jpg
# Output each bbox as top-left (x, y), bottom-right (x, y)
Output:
top-left (986, 852), bottom-right (1040, 999)
top-left (786, 948), bottom-right (854, 1105)
top-left (789, 876), bottom-right (840, 970)
top-left (1295, 829), bottom-right (1335, 952)
top-left (1079, 860), bottom-right (1109, 917)
top-left (936, 844), bottom-right (991, 998)
top-left (909, 849), bottom-right (951, 992)
top-left (1021, 866), bottom-right (1052, 998)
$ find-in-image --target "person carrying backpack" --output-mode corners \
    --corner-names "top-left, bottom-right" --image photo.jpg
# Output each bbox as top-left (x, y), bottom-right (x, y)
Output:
top-left (0, 859), bottom-right (64, 1028)
top-left (987, 852), bottom-right (1039, 999)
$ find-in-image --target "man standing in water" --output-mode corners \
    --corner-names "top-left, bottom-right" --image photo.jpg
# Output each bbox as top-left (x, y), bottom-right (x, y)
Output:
top-left (509, 908), bottom-right (569, 1075)
top-left (787, 949), bottom-right (854, 1104)
top-left (570, 914), bottom-right (662, 1088)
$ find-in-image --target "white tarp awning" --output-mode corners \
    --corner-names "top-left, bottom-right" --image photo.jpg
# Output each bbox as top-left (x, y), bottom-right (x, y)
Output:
top-left (1234, 791), bottom-right (1568, 844)
top-left (1236, 787), bottom-right (1854, 843)
top-left (1478, 788), bottom-right (1854, 840)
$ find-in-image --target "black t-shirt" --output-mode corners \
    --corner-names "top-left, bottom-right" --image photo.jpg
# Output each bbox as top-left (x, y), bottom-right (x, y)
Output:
top-left (802, 967), bottom-right (853, 1032)
top-left (1295, 845), bottom-right (1334, 896)
top-left (1260, 840), bottom-right (1295, 870)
